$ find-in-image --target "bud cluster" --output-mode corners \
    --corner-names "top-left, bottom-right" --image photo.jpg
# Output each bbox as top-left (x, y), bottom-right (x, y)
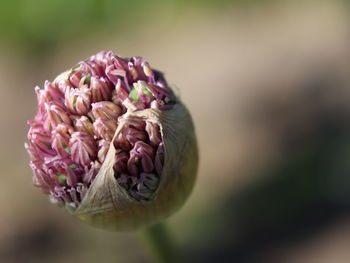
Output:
top-left (26, 51), bottom-right (175, 207)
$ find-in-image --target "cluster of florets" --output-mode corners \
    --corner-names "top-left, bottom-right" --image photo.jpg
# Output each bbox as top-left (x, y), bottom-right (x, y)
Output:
top-left (25, 51), bottom-right (175, 208)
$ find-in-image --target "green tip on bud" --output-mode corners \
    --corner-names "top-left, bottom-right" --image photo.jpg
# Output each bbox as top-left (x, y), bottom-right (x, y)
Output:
top-left (56, 174), bottom-right (67, 185)
top-left (129, 81), bottom-right (154, 101)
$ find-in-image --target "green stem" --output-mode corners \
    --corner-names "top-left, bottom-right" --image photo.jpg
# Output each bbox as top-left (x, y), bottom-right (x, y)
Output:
top-left (141, 222), bottom-right (177, 263)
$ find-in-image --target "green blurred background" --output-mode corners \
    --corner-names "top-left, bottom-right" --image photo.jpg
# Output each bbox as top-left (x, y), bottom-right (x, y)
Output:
top-left (1, 0), bottom-right (350, 262)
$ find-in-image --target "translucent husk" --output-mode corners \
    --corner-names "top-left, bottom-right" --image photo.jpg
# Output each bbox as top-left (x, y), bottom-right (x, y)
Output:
top-left (67, 102), bottom-right (198, 230)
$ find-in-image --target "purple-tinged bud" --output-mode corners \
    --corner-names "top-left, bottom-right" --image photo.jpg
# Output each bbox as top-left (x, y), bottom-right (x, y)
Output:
top-left (118, 115), bottom-right (146, 130)
top-left (73, 116), bottom-right (94, 136)
top-left (115, 126), bottom-right (148, 151)
top-left (82, 161), bottom-right (100, 184)
top-left (112, 55), bottom-right (129, 72)
top-left (91, 101), bottom-right (121, 120)
top-left (91, 51), bottom-right (115, 69)
top-left (111, 90), bottom-right (123, 107)
top-left (47, 157), bottom-right (78, 187)
top-left (25, 143), bottom-right (43, 163)
top-left (115, 78), bottom-right (129, 101)
top-left (54, 71), bottom-right (72, 94)
top-left (35, 87), bottom-right (52, 120)
top-left (69, 71), bottom-right (83, 88)
top-left (78, 61), bottom-right (99, 76)
top-left (69, 132), bottom-right (97, 166)
top-left (65, 86), bottom-right (91, 115)
top-left (90, 76), bottom-right (112, 102)
top-left (52, 124), bottom-right (73, 157)
top-left (44, 81), bottom-right (65, 105)
top-left (127, 141), bottom-right (155, 176)
top-left (113, 149), bottom-right (129, 173)
top-left (44, 103), bottom-right (72, 130)
top-left (128, 81), bottom-right (154, 109)
top-left (27, 121), bottom-right (54, 156)
top-left (145, 83), bottom-right (174, 102)
top-left (32, 165), bottom-right (56, 192)
top-left (132, 56), bottom-right (143, 67)
top-left (114, 118), bottom-right (148, 151)
top-left (105, 65), bottom-right (126, 86)
top-left (93, 118), bottom-right (117, 141)
top-left (125, 128), bottom-right (148, 146)
top-left (35, 86), bottom-right (49, 106)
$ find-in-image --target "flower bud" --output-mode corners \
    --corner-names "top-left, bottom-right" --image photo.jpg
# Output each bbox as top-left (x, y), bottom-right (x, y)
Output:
top-left (52, 124), bottom-right (73, 157)
top-left (27, 120), bottom-right (54, 156)
top-left (65, 86), bottom-right (91, 115)
top-left (69, 132), bottom-right (97, 166)
top-left (92, 101), bottom-right (121, 120)
top-left (73, 116), bottom-right (94, 136)
top-left (25, 50), bottom-right (198, 230)
top-left (93, 118), bottom-right (117, 141)
top-left (44, 103), bottom-right (72, 130)
top-left (91, 76), bottom-right (112, 102)
top-left (69, 71), bottom-right (83, 88)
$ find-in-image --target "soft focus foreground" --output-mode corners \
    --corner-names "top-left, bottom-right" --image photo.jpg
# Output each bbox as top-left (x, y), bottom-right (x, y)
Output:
top-left (2, 0), bottom-right (350, 262)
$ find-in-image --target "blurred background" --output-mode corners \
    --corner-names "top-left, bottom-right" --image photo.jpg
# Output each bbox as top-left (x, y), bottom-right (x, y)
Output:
top-left (1, 0), bottom-right (350, 262)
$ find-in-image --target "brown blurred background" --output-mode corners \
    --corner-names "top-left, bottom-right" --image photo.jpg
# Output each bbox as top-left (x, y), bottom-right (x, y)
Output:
top-left (1, 0), bottom-right (350, 262)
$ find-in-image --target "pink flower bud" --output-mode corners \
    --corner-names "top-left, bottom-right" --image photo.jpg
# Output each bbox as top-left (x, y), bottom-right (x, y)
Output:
top-left (69, 132), bottom-right (97, 166)
top-left (73, 116), bottom-right (94, 136)
top-left (44, 103), bottom-right (72, 130)
top-left (52, 124), bottom-right (74, 157)
top-left (69, 71), bottom-right (83, 88)
top-left (27, 120), bottom-right (54, 156)
top-left (90, 76), bottom-right (112, 102)
top-left (64, 86), bottom-right (91, 115)
top-left (93, 118), bottom-right (117, 141)
top-left (113, 149), bottom-right (129, 173)
top-left (91, 101), bottom-right (121, 120)
top-left (127, 141), bottom-right (155, 176)
top-left (25, 50), bottom-right (197, 230)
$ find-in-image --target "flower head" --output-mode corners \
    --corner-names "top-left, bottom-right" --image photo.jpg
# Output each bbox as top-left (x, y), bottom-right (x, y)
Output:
top-left (25, 51), bottom-right (197, 230)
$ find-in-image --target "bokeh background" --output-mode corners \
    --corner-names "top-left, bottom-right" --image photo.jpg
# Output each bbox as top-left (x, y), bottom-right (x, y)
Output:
top-left (1, 0), bottom-right (350, 262)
